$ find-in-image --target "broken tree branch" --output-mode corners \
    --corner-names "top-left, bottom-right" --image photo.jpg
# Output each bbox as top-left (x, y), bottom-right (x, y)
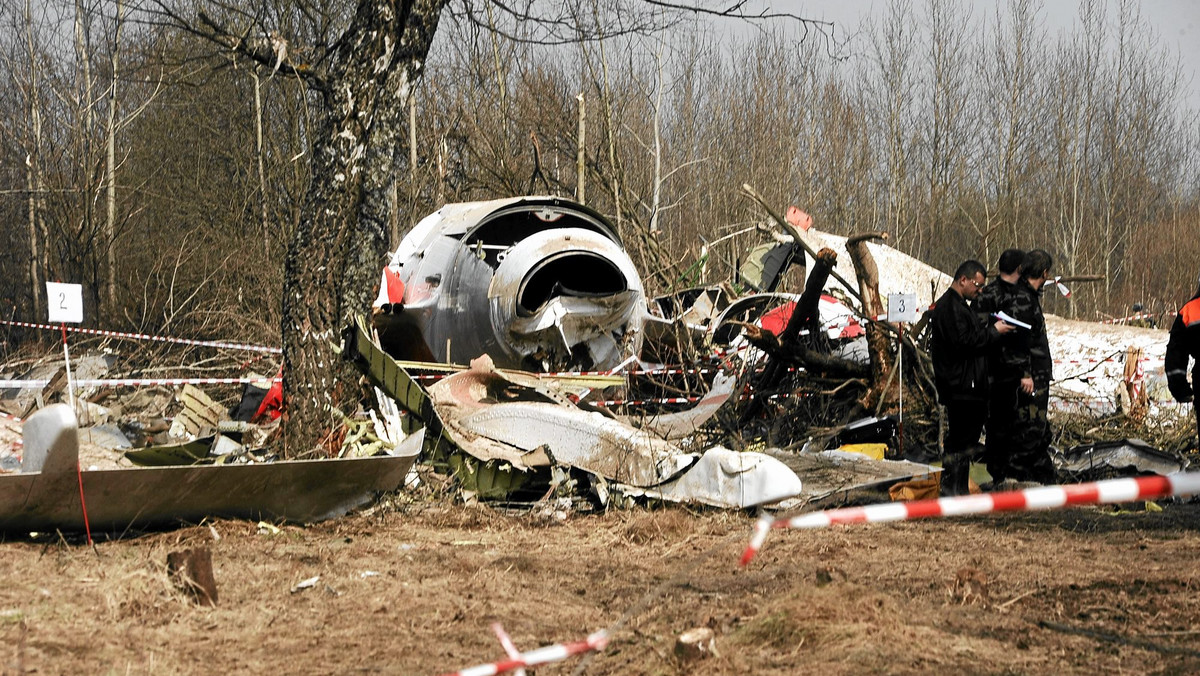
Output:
top-left (845, 231), bottom-right (894, 410)
top-left (738, 184), bottom-right (864, 305)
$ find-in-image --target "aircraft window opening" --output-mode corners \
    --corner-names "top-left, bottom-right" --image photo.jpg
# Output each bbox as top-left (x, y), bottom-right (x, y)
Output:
top-left (518, 254), bottom-right (627, 315)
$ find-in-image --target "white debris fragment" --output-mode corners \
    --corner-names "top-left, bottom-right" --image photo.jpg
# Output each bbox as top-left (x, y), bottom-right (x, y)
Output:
top-left (291, 575), bottom-right (320, 593)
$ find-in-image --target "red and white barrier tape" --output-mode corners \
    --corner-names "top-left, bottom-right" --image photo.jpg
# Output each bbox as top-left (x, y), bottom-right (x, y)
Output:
top-left (740, 472), bottom-right (1200, 566)
top-left (408, 366), bottom-right (724, 381)
top-left (1100, 312), bottom-right (1158, 325)
top-left (594, 396), bottom-right (700, 407)
top-left (0, 411), bottom-right (22, 423)
top-left (441, 630), bottom-right (609, 676)
top-left (1, 377), bottom-right (280, 389)
top-left (0, 319), bottom-right (281, 354)
top-left (1052, 356), bottom-right (1152, 366)
top-left (489, 623), bottom-right (525, 676)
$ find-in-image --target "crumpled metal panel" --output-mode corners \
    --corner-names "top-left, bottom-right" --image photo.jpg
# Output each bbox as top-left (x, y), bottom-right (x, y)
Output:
top-left (632, 369), bottom-right (739, 441)
top-left (615, 446), bottom-right (804, 509)
top-left (455, 402), bottom-right (692, 487)
top-left (1054, 439), bottom-right (1189, 480)
top-left (767, 449), bottom-right (941, 508)
top-left (428, 356), bottom-right (689, 486)
top-left (0, 405), bottom-right (415, 533)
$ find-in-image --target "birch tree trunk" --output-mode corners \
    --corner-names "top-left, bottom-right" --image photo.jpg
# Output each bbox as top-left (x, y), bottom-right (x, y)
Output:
top-left (104, 0), bottom-right (124, 315)
top-left (23, 0), bottom-right (47, 320)
top-left (279, 0), bottom-right (446, 456)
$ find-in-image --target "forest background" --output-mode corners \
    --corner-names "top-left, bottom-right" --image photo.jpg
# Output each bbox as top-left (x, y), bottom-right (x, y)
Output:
top-left (1, 0), bottom-right (1197, 359)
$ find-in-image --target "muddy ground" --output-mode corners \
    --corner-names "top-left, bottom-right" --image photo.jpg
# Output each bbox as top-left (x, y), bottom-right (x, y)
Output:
top-left (2, 493), bottom-right (1199, 675)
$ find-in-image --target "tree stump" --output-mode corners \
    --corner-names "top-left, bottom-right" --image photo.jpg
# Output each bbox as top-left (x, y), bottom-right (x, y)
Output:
top-left (167, 547), bottom-right (218, 606)
top-left (674, 627), bottom-right (717, 661)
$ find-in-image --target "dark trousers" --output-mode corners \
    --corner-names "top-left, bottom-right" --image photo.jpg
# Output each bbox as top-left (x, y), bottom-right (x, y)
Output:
top-left (943, 399), bottom-right (987, 496)
top-left (984, 379), bottom-right (1020, 482)
top-left (1008, 375), bottom-right (1057, 484)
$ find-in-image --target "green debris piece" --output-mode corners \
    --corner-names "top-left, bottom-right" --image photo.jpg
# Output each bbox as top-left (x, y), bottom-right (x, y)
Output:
top-left (341, 316), bottom-right (433, 420)
top-left (449, 455), bottom-right (528, 500)
top-left (124, 438), bottom-right (215, 466)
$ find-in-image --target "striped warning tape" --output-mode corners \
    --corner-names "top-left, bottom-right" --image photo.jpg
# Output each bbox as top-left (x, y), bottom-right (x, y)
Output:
top-left (0, 319), bottom-right (281, 354)
top-left (0, 377), bottom-right (280, 389)
top-left (593, 396), bottom-right (700, 407)
top-left (1100, 312), bottom-right (1158, 325)
top-left (740, 472), bottom-right (1200, 566)
top-left (441, 630), bottom-right (608, 676)
top-left (0, 411), bottom-right (21, 423)
top-left (1052, 357), bottom-right (1153, 365)
top-left (489, 623), bottom-right (525, 676)
top-left (406, 366), bottom-right (724, 381)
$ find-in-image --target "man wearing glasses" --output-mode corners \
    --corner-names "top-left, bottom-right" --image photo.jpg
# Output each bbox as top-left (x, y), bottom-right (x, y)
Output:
top-left (930, 260), bottom-right (1015, 496)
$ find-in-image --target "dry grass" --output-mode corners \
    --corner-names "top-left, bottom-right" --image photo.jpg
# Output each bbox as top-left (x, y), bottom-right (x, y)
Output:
top-left (2, 502), bottom-right (1200, 674)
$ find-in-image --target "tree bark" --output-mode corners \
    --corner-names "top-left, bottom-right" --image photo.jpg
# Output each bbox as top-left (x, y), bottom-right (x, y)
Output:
top-left (845, 231), bottom-right (896, 410)
top-left (104, 0), bottom-right (124, 316)
top-left (280, 0), bottom-right (446, 457)
top-left (24, 0), bottom-right (47, 320)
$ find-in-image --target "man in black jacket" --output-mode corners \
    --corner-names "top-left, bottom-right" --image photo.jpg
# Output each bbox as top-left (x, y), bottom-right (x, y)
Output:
top-left (930, 260), bottom-right (1014, 496)
top-left (1005, 249), bottom-right (1057, 484)
top-left (973, 249), bottom-right (1025, 483)
top-left (1165, 272), bottom-right (1200, 448)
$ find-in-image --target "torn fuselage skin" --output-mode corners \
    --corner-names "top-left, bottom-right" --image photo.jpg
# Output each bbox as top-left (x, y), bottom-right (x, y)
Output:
top-left (373, 197), bottom-right (646, 372)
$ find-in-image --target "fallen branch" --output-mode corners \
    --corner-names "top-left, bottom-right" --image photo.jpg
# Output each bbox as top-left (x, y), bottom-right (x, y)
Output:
top-left (739, 184), bottom-right (864, 305)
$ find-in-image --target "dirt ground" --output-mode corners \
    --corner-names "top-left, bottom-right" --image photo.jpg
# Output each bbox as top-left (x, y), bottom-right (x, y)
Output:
top-left (2, 493), bottom-right (1199, 675)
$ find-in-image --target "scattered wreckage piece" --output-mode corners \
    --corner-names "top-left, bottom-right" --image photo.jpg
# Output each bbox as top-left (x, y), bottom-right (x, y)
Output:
top-left (767, 448), bottom-right (940, 509)
top-left (371, 196), bottom-right (647, 372)
top-left (1053, 439), bottom-right (1190, 483)
top-left (343, 317), bottom-right (806, 509)
top-left (428, 355), bottom-right (690, 487)
top-left (611, 446), bottom-right (803, 509)
top-left (0, 404), bottom-right (416, 533)
top-left (735, 248), bottom-right (870, 383)
top-left (631, 368), bottom-right (739, 441)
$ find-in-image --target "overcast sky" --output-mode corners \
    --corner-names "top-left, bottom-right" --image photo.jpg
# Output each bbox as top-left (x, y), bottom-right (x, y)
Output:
top-left (764, 0), bottom-right (1200, 111)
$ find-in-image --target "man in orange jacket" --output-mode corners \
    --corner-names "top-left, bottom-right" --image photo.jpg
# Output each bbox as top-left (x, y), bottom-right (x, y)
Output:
top-left (1166, 272), bottom-right (1200, 448)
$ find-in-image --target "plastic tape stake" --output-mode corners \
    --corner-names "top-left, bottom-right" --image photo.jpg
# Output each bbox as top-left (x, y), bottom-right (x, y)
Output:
top-left (442, 630), bottom-right (609, 676)
top-left (740, 473), bottom-right (1200, 566)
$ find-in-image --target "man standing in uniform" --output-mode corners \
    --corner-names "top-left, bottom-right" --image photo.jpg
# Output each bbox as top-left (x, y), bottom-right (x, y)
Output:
top-left (1006, 249), bottom-right (1058, 485)
top-left (930, 260), bottom-right (1014, 496)
top-left (1165, 271), bottom-right (1200, 448)
top-left (974, 249), bottom-right (1026, 484)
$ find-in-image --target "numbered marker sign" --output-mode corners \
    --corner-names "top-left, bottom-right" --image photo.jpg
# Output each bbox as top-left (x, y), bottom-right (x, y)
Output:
top-left (46, 282), bottom-right (84, 324)
top-left (887, 292), bottom-right (918, 324)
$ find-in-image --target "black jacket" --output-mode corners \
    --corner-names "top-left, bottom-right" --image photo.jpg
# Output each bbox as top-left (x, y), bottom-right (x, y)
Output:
top-left (1165, 288), bottom-right (1200, 401)
top-left (930, 288), bottom-right (1001, 402)
top-left (1008, 279), bottom-right (1052, 379)
top-left (974, 277), bottom-right (1024, 382)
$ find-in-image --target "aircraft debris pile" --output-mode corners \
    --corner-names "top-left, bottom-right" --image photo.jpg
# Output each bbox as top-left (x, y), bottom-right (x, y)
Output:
top-left (2, 192), bottom-right (1194, 533)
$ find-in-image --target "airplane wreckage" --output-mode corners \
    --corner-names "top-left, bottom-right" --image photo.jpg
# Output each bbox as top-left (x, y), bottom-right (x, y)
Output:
top-left (1, 194), bottom-right (1188, 533)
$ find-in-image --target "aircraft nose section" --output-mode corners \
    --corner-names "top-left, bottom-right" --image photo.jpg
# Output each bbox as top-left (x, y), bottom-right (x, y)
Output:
top-left (488, 228), bottom-right (646, 370)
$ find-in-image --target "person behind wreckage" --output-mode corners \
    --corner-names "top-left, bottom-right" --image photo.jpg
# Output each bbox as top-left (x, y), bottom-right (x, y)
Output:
top-left (930, 260), bottom-right (1014, 496)
top-left (1165, 270), bottom-right (1200, 448)
top-left (973, 248), bottom-right (1026, 484)
top-left (1004, 248), bottom-right (1058, 485)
